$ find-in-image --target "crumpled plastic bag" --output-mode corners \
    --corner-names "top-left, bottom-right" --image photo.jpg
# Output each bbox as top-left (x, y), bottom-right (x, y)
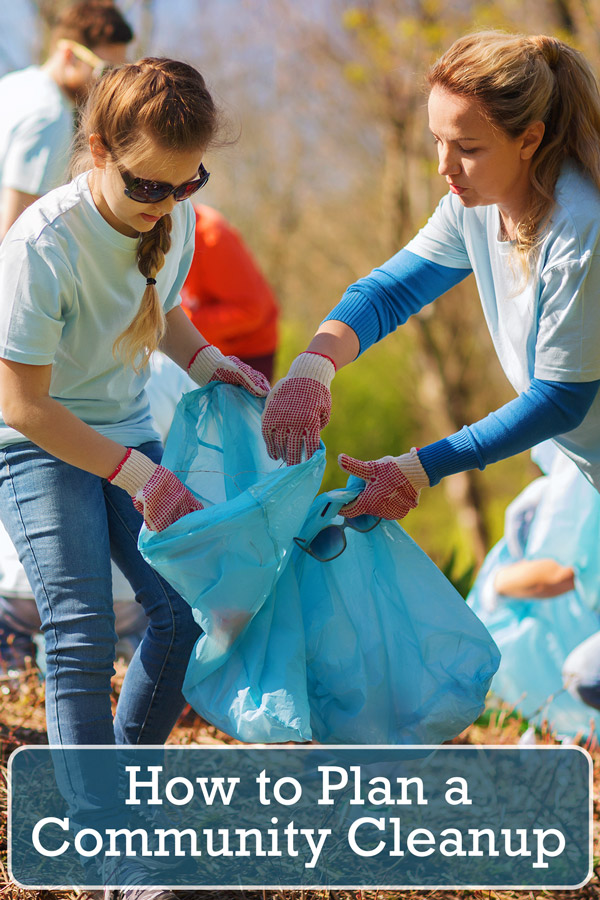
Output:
top-left (468, 445), bottom-right (600, 738)
top-left (139, 383), bottom-right (500, 743)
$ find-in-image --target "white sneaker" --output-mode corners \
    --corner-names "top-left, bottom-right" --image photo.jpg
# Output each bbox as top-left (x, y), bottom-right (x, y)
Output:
top-left (118, 890), bottom-right (178, 900)
top-left (101, 856), bottom-right (178, 898)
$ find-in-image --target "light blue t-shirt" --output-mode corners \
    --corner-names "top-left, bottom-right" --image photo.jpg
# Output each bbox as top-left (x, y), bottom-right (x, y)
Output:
top-left (0, 66), bottom-right (74, 203)
top-left (403, 162), bottom-right (600, 488)
top-left (0, 172), bottom-right (196, 447)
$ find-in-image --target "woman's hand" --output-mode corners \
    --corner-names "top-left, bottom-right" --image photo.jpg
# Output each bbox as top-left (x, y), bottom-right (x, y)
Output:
top-left (188, 344), bottom-right (270, 397)
top-left (338, 449), bottom-right (429, 519)
top-left (261, 352), bottom-right (336, 466)
top-left (109, 448), bottom-right (203, 532)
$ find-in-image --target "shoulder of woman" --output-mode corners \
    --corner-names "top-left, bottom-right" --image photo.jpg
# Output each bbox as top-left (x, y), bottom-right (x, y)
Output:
top-left (541, 163), bottom-right (600, 262)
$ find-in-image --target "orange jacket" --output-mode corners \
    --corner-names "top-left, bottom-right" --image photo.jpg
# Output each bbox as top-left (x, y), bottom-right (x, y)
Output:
top-left (181, 205), bottom-right (279, 358)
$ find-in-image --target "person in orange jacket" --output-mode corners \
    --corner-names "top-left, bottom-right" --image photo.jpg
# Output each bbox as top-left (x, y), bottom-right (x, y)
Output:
top-left (181, 204), bottom-right (279, 381)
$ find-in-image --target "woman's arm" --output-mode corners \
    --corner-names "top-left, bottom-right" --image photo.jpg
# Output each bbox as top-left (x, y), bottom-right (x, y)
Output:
top-left (319, 249), bottom-right (471, 361)
top-left (0, 358), bottom-right (126, 477)
top-left (261, 250), bottom-right (471, 465)
top-left (419, 377), bottom-right (600, 485)
top-left (305, 320), bottom-right (360, 370)
top-left (336, 377), bottom-right (600, 519)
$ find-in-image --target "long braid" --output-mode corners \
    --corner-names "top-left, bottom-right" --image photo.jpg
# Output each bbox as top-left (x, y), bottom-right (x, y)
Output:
top-left (113, 214), bottom-right (173, 372)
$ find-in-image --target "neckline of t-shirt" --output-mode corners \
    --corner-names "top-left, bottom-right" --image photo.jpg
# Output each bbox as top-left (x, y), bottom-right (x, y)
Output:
top-left (78, 172), bottom-right (141, 251)
top-left (494, 209), bottom-right (516, 250)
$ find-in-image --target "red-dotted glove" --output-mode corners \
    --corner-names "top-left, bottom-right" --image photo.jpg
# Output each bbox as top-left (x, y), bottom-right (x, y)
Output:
top-left (109, 448), bottom-right (204, 532)
top-left (188, 344), bottom-right (270, 397)
top-left (261, 351), bottom-right (336, 466)
top-left (338, 448), bottom-right (429, 520)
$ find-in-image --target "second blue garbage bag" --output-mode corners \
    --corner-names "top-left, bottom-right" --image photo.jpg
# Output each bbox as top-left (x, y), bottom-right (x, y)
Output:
top-left (139, 383), bottom-right (500, 744)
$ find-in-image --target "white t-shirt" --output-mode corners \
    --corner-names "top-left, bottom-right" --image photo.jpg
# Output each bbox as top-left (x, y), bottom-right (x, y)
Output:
top-left (405, 162), bottom-right (600, 488)
top-left (0, 66), bottom-right (74, 204)
top-left (0, 172), bottom-right (196, 447)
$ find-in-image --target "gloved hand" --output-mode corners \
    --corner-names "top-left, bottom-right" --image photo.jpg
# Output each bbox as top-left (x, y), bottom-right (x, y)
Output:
top-left (109, 448), bottom-right (204, 532)
top-left (188, 344), bottom-right (270, 397)
top-left (338, 448), bottom-right (429, 519)
top-left (261, 351), bottom-right (336, 466)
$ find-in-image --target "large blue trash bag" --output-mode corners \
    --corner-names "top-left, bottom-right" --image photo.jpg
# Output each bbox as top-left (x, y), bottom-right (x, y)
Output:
top-left (139, 383), bottom-right (500, 743)
top-left (468, 444), bottom-right (600, 738)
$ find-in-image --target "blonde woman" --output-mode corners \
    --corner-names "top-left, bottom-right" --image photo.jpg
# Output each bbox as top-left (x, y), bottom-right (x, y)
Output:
top-left (0, 59), bottom-right (268, 751)
top-left (262, 32), bottom-right (600, 519)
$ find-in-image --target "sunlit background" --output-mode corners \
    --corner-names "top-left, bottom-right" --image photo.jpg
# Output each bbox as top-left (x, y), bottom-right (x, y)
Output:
top-left (1, 0), bottom-right (595, 583)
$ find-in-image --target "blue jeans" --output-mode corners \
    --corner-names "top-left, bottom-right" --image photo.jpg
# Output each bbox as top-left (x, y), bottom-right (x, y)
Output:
top-left (0, 440), bottom-right (201, 747)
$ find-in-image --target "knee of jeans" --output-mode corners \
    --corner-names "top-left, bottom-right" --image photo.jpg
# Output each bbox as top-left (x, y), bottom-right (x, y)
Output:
top-left (148, 611), bottom-right (201, 653)
top-left (42, 613), bottom-right (117, 670)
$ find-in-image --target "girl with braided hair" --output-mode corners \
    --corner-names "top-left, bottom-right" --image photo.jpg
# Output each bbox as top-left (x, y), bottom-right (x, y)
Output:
top-left (262, 31), bottom-right (600, 520)
top-left (0, 57), bottom-right (268, 819)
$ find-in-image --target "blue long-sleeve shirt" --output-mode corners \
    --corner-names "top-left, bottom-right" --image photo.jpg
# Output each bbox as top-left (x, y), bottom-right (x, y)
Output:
top-left (324, 245), bottom-right (600, 484)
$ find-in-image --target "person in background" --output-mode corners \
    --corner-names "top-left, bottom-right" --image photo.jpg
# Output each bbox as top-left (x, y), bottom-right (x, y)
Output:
top-left (0, 0), bottom-right (133, 238)
top-left (468, 443), bottom-right (600, 739)
top-left (261, 31), bottom-right (600, 518)
top-left (181, 204), bottom-right (279, 381)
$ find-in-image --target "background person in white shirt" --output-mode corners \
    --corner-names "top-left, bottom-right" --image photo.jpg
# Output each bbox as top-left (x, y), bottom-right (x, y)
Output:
top-left (0, 0), bottom-right (133, 239)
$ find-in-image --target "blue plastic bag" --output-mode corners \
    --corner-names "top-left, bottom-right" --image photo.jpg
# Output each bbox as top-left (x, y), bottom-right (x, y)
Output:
top-left (139, 383), bottom-right (500, 743)
top-left (468, 446), bottom-right (600, 738)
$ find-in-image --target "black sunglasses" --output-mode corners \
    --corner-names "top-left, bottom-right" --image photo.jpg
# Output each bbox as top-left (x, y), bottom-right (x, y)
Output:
top-left (294, 502), bottom-right (382, 563)
top-left (117, 162), bottom-right (210, 204)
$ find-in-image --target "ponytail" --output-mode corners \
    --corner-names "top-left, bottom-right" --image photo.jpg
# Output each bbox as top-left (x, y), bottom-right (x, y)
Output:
top-left (113, 214), bottom-right (173, 373)
top-left (527, 34), bottom-right (600, 215)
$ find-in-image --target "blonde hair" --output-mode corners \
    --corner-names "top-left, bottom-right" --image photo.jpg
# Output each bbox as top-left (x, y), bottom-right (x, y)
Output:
top-left (72, 58), bottom-right (219, 371)
top-left (428, 31), bottom-right (600, 267)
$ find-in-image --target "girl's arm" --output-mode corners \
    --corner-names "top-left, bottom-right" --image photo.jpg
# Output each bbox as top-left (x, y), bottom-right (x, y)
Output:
top-left (0, 358), bottom-right (126, 477)
top-left (0, 355), bottom-right (204, 532)
top-left (159, 304), bottom-right (210, 370)
top-left (159, 305), bottom-right (270, 396)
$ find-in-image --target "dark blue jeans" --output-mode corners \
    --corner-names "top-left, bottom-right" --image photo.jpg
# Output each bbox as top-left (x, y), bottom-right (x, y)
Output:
top-left (0, 440), bottom-right (201, 747)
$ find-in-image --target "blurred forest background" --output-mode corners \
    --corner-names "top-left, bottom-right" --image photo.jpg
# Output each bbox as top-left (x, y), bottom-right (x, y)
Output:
top-left (3, 0), bottom-right (598, 583)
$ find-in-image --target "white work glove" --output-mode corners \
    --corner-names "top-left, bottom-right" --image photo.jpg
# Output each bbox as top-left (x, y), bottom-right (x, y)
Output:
top-left (188, 344), bottom-right (270, 397)
top-left (261, 351), bottom-right (336, 466)
top-left (338, 448), bottom-right (429, 519)
top-left (109, 448), bottom-right (203, 532)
